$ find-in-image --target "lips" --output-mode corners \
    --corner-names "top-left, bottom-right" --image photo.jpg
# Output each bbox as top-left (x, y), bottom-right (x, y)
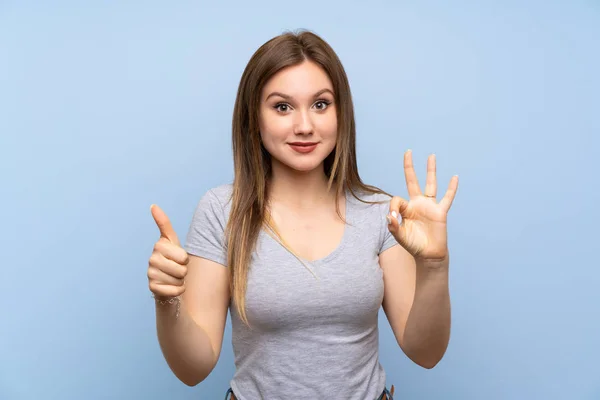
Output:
top-left (289, 142), bottom-right (318, 146)
top-left (288, 142), bottom-right (318, 154)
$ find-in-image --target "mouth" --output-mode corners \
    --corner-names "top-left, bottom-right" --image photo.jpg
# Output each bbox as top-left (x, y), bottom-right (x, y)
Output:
top-left (288, 142), bottom-right (319, 154)
top-left (288, 142), bottom-right (318, 146)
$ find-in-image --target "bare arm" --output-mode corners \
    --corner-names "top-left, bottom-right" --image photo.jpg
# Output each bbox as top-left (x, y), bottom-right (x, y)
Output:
top-left (155, 255), bottom-right (230, 386)
top-left (381, 150), bottom-right (457, 368)
top-left (149, 202), bottom-right (231, 386)
top-left (380, 244), bottom-right (451, 369)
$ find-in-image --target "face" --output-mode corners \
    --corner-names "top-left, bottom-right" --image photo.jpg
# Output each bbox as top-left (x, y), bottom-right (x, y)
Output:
top-left (258, 60), bottom-right (337, 174)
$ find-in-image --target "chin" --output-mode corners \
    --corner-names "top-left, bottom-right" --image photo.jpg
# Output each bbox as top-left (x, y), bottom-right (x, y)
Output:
top-left (284, 160), bottom-right (324, 173)
top-left (273, 154), bottom-right (326, 174)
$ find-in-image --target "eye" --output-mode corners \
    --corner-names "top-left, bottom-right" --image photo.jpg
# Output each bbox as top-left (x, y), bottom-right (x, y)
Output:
top-left (274, 103), bottom-right (291, 113)
top-left (314, 100), bottom-right (331, 111)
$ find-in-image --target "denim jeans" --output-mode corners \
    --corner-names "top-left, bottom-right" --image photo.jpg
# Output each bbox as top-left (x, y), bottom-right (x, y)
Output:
top-left (224, 386), bottom-right (395, 399)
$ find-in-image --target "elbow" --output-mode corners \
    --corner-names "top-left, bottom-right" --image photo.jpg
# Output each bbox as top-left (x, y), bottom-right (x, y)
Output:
top-left (179, 373), bottom-right (201, 387)
top-left (164, 352), bottom-right (217, 387)
top-left (415, 358), bottom-right (441, 369)
top-left (402, 344), bottom-right (446, 370)
top-left (413, 349), bottom-right (447, 369)
top-left (170, 364), bottom-right (212, 387)
top-left (178, 371), bottom-right (208, 387)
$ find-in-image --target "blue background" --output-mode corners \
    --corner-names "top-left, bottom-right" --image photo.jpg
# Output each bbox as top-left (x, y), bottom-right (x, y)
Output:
top-left (2, 1), bottom-right (599, 399)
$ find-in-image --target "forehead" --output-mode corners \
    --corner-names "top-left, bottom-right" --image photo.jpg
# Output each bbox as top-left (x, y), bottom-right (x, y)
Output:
top-left (261, 60), bottom-right (334, 97)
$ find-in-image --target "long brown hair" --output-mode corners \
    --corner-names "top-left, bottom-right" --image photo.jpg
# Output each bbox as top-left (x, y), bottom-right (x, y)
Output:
top-left (225, 30), bottom-right (389, 327)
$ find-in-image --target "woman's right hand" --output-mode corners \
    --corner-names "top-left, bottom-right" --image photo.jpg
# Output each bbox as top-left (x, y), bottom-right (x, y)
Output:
top-left (148, 204), bottom-right (189, 299)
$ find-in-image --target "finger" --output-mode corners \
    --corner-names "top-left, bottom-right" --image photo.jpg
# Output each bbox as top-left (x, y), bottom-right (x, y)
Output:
top-left (149, 252), bottom-right (188, 279)
top-left (424, 154), bottom-right (437, 199)
top-left (389, 195), bottom-right (409, 218)
top-left (404, 150), bottom-right (422, 198)
top-left (151, 204), bottom-right (180, 246)
top-left (387, 197), bottom-right (409, 247)
top-left (148, 266), bottom-right (185, 286)
top-left (149, 281), bottom-right (186, 298)
top-left (154, 240), bottom-right (190, 265)
top-left (439, 175), bottom-right (459, 212)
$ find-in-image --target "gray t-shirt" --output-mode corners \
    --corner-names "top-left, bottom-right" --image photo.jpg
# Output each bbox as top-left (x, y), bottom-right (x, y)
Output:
top-left (184, 184), bottom-right (398, 400)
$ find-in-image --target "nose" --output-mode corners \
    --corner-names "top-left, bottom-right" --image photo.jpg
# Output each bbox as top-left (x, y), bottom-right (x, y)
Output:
top-left (292, 109), bottom-right (313, 136)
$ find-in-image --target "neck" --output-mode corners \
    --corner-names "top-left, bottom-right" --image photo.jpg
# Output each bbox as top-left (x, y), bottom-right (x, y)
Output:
top-left (268, 160), bottom-right (337, 209)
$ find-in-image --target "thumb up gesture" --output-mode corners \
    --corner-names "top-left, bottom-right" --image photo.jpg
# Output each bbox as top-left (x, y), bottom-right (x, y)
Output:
top-left (148, 205), bottom-right (189, 300)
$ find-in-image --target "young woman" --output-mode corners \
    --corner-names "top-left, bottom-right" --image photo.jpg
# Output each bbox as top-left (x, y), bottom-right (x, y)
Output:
top-left (147, 30), bottom-right (459, 400)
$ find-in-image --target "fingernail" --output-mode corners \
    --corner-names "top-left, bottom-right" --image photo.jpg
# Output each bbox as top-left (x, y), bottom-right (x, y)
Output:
top-left (391, 211), bottom-right (398, 219)
top-left (386, 215), bottom-right (392, 224)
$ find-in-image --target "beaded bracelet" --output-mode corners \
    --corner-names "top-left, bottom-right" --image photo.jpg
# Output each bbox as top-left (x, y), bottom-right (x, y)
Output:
top-left (152, 293), bottom-right (181, 319)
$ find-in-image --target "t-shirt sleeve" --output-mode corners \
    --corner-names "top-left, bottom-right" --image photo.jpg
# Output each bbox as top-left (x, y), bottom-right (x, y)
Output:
top-left (379, 198), bottom-right (399, 254)
top-left (184, 189), bottom-right (228, 267)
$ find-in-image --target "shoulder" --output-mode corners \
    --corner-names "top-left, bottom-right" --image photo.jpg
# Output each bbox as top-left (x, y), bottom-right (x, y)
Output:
top-left (346, 185), bottom-right (392, 227)
top-left (191, 183), bottom-right (233, 222)
top-left (347, 186), bottom-right (392, 209)
top-left (196, 183), bottom-right (233, 208)
top-left (203, 183), bottom-right (233, 208)
top-left (185, 184), bottom-right (232, 260)
top-left (346, 185), bottom-right (398, 253)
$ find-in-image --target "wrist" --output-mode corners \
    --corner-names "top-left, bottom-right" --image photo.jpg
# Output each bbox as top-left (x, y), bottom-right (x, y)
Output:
top-left (416, 256), bottom-right (448, 268)
top-left (152, 293), bottom-right (181, 318)
top-left (415, 257), bottom-right (449, 280)
top-left (153, 294), bottom-right (177, 302)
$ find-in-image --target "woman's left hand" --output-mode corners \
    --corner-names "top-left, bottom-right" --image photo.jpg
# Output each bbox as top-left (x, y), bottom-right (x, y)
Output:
top-left (387, 150), bottom-right (459, 263)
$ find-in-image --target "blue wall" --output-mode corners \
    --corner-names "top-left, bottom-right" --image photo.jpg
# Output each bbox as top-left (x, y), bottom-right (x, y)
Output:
top-left (1, 1), bottom-right (599, 398)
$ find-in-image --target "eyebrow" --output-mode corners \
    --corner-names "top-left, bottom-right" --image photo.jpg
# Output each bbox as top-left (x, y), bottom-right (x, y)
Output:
top-left (265, 88), bottom-right (334, 101)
